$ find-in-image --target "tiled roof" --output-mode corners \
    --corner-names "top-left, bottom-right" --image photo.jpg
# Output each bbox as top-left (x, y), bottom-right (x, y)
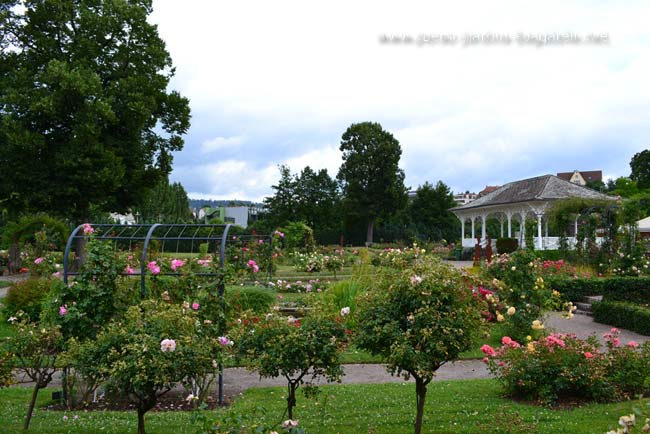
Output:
top-left (451, 174), bottom-right (614, 211)
top-left (557, 170), bottom-right (603, 182)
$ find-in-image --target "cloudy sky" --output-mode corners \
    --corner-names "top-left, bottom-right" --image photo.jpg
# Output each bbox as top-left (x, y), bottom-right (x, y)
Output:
top-left (150, 0), bottom-right (650, 202)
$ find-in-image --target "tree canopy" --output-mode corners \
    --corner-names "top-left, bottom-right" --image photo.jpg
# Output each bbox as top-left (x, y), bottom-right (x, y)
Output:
top-left (262, 165), bottom-right (340, 243)
top-left (0, 0), bottom-right (190, 222)
top-left (337, 122), bottom-right (407, 245)
top-left (409, 181), bottom-right (459, 242)
top-left (630, 150), bottom-right (650, 189)
top-left (132, 177), bottom-right (192, 223)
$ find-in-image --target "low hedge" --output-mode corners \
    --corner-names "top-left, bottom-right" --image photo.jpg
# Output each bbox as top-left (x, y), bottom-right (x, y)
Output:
top-left (545, 277), bottom-right (605, 302)
top-left (600, 277), bottom-right (650, 305)
top-left (3, 277), bottom-right (53, 321)
top-left (545, 276), bottom-right (650, 304)
top-left (593, 301), bottom-right (650, 336)
top-left (496, 238), bottom-right (518, 255)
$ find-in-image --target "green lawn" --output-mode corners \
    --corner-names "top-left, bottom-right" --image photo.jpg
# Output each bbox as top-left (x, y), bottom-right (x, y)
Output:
top-left (0, 380), bottom-right (638, 433)
top-left (0, 280), bottom-right (11, 288)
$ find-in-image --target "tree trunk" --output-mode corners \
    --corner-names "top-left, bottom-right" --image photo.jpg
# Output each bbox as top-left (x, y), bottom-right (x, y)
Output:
top-left (287, 382), bottom-right (298, 420)
top-left (137, 408), bottom-right (146, 434)
top-left (414, 378), bottom-right (428, 434)
top-left (366, 219), bottom-right (375, 246)
top-left (24, 383), bottom-right (40, 430)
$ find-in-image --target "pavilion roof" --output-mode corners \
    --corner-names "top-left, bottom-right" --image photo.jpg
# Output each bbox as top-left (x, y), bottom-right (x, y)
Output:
top-left (451, 174), bottom-right (614, 212)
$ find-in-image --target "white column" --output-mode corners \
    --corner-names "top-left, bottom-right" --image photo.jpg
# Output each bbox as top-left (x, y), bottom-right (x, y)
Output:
top-left (499, 216), bottom-right (504, 238)
top-left (471, 217), bottom-right (475, 239)
top-left (574, 216), bottom-right (578, 237)
top-left (481, 215), bottom-right (486, 240)
top-left (520, 213), bottom-right (526, 246)
top-left (507, 213), bottom-right (512, 238)
top-left (545, 218), bottom-right (548, 237)
top-left (461, 219), bottom-right (465, 242)
top-left (537, 214), bottom-right (543, 250)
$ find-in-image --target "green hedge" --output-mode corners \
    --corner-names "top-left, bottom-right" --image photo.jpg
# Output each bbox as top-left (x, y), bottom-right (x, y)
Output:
top-left (593, 301), bottom-right (650, 335)
top-left (545, 277), bottom-right (605, 302)
top-left (495, 238), bottom-right (518, 254)
top-left (225, 286), bottom-right (276, 315)
top-left (3, 277), bottom-right (53, 321)
top-left (545, 276), bottom-right (650, 304)
top-left (600, 277), bottom-right (650, 305)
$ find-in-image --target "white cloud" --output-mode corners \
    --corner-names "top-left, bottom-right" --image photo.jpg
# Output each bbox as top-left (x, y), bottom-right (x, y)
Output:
top-left (154, 0), bottom-right (650, 199)
top-left (200, 136), bottom-right (245, 154)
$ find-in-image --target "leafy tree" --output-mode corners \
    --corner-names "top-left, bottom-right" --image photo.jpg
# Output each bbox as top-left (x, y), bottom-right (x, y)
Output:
top-left (234, 312), bottom-right (348, 420)
top-left (630, 150), bottom-right (650, 189)
top-left (263, 165), bottom-right (340, 243)
top-left (409, 181), bottom-right (459, 242)
top-left (0, 0), bottom-right (191, 223)
top-left (69, 299), bottom-right (226, 434)
top-left (133, 177), bottom-right (192, 223)
top-left (610, 177), bottom-right (640, 198)
top-left (355, 257), bottom-right (484, 434)
top-left (337, 122), bottom-right (407, 245)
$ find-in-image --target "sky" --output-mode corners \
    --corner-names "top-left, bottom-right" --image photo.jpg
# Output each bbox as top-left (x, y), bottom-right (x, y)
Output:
top-left (149, 0), bottom-right (650, 202)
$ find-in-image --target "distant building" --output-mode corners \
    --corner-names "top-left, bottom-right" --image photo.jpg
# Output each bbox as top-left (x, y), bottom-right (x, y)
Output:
top-left (197, 205), bottom-right (252, 228)
top-left (556, 170), bottom-right (602, 186)
top-left (454, 191), bottom-right (478, 205)
top-left (479, 185), bottom-right (500, 197)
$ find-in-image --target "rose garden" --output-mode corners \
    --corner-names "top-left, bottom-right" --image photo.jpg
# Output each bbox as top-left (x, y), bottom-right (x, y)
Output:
top-left (1, 215), bottom-right (650, 434)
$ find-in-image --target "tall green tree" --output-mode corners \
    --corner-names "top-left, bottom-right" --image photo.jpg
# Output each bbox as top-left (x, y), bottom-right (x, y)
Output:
top-left (409, 181), bottom-right (459, 242)
top-left (337, 122), bottom-right (407, 245)
top-left (0, 0), bottom-right (190, 223)
top-left (630, 150), bottom-right (650, 189)
top-left (263, 165), bottom-right (340, 242)
top-left (132, 178), bottom-right (192, 223)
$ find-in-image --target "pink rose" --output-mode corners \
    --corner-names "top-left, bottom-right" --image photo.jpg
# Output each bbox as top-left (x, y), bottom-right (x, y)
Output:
top-left (627, 341), bottom-right (640, 348)
top-left (59, 306), bottom-right (67, 316)
top-left (192, 302), bottom-right (200, 310)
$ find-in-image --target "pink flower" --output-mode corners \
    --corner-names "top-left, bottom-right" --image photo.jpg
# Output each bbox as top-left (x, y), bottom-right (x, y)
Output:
top-left (171, 259), bottom-right (185, 271)
top-left (611, 328), bottom-right (619, 333)
top-left (59, 306), bottom-right (67, 316)
top-left (584, 351), bottom-right (595, 359)
top-left (274, 230), bottom-right (285, 238)
top-left (124, 266), bottom-right (136, 275)
top-left (34, 257), bottom-right (44, 265)
top-left (160, 338), bottom-right (176, 352)
top-left (247, 260), bottom-right (260, 273)
top-left (481, 344), bottom-right (496, 357)
top-left (218, 336), bottom-right (233, 346)
top-left (611, 338), bottom-right (621, 348)
top-left (192, 302), bottom-right (200, 310)
top-left (258, 239), bottom-right (264, 244)
top-left (627, 341), bottom-right (640, 348)
top-left (482, 357), bottom-right (489, 364)
top-left (147, 261), bottom-right (160, 275)
top-left (82, 223), bottom-right (94, 235)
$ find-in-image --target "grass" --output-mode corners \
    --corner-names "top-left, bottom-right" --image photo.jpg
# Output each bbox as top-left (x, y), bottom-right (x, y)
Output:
top-left (0, 280), bottom-right (11, 288)
top-left (0, 380), bottom-right (640, 433)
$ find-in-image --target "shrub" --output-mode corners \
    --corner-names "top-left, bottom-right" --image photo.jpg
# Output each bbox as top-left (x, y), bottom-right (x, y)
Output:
top-left (355, 256), bottom-right (485, 434)
top-left (69, 299), bottom-right (227, 434)
top-left (484, 329), bottom-right (650, 406)
top-left (496, 238), bottom-right (518, 254)
top-left (3, 277), bottom-right (53, 320)
top-left (545, 276), bottom-right (605, 302)
top-left (593, 301), bottom-right (650, 335)
top-left (483, 251), bottom-right (567, 342)
top-left (484, 333), bottom-right (612, 405)
top-left (233, 311), bottom-right (349, 420)
top-left (225, 286), bottom-right (275, 315)
top-left (601, 277), bottom-right (650, 304)
top-left (291, 251), bottom-right (324, 272)
top-left (271, 279), bottom-right (328, 294)
top-left (279, 222), bottom-right (315, 251)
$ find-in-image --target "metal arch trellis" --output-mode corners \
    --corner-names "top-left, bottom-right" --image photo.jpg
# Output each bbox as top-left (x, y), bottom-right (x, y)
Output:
top-left (63, 223), bottom-right (237, 297)
top-left (62, 223), bottom-right (274, 405)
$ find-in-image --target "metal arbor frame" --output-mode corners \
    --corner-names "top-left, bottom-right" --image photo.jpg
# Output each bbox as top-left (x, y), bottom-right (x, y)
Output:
top-left (62, 223), bottom-right (275, 404)
top-left (63, 223), bottom-right (233, 297)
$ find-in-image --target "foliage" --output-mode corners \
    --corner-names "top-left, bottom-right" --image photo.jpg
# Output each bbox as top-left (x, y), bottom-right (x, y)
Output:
top-left (270, 279), bottom-right (328, 294)
top-left (545, 276), bottom-right (605, 302)
top-left (355, 256), bottom-right (484, 434)
top-left (225, 286), bottom-right (276, 316)
top-left (291, 251), bottom-right (324, 273)
top-left (133, 177), bottom-right (193, 223)
top-left (483, 251), bottom-right (569, 342)
top-left (194, 405), bottom-right (306, 434)
top-left (280, 222), bottom-right (315, 252)
top-left (599, 277), bottom-right (650, 304)
top-left (593, 301), bottom-right (650, 335)
top-left (46, 236), bottom-right (125, 341)
top-left (3, 277), bottom-right (53, 321)
top-left (370, 244), bottom-right (427, 269)
top-left (630, 150), bottom-right (650, 190)
top-left (1, 214), bottom-right (68, 251)
top-left (2, 312), bottom-right (63, 430)
top-left (263, 165), bottom-right (340, 244)
top-left (233, 311), bottom-right (349, 419)
top-left (68, 299), bottom-right (227, 434)
top-left (496, 238), bottom-right (518, 254)
top-left (337, 122), bottom-right (408, 245)
top-left (484, 333), bottom-right (612, 405)
top-left (484, 328), bottom-right (650, 406)
top-left (408, 181), bottom-right (459, 242)
top-left (0, 0), bottom-right (191, 222)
